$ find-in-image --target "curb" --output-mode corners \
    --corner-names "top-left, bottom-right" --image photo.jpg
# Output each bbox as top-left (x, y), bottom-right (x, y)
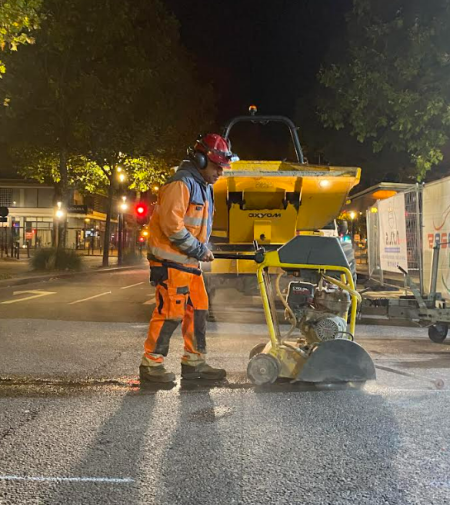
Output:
top-left (0, 265), bottom-right (146, 288)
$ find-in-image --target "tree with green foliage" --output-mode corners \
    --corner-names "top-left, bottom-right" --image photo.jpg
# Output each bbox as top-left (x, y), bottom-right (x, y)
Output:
top-left (0, 0), bottom-right (41, 77)
top-left (0, 0), bottom-right (214, 263)
top-left (318, 0), bottom-right (450, 180)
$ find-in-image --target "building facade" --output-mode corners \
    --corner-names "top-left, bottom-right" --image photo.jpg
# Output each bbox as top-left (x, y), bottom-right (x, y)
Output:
top-left (0, 179), bottom-right (118, 253)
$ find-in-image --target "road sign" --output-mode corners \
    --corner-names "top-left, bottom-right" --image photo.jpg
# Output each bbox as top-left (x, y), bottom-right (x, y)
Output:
top-left (0, 206), bottom-right (8, 217)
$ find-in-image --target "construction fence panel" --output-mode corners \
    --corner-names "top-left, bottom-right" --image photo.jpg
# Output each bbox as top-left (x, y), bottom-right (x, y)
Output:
top-left (422, 176), bottom-right (450, 298)
top-left (366, 186), bottom-right (422, 290)
top-left (366, 204), bottom-right (382, 282)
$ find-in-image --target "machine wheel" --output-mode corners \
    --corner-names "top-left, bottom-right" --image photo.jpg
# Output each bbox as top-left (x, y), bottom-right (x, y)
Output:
top-left (249, 343), bottom-right (267, 359)
top-left (428, 323), bottom-right (448, 343)
top-left (247, 354), bottom-right (280, 385)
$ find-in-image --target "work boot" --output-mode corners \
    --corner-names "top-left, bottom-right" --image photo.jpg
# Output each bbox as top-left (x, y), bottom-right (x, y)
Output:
top-left (181, 362), bottom-right (226, 380)
top-left (139, 365), bottom-right (176, 383)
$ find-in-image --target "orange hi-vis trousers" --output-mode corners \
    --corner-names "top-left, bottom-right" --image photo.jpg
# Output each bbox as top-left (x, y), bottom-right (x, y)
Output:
top-left (143, 261), bottom-right (209, 365)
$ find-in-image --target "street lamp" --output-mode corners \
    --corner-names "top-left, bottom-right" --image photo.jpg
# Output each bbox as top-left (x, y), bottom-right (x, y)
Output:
top-left (120, 196), bottom-right (128, 213)
top-left (118, 196), bottom-right (128, 265)
top-left (55, 201), bottom-right (65, 220)
top-left (116, 168), bottom-right (128, 266)
top-left (349, 211), bottom-right (357, 241)
top-left (54, 201), bottom-right (65, 248)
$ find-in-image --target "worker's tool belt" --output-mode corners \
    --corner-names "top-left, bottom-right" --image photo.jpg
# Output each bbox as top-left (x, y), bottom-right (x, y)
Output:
top-left (149, 260), bottom-right (202, 287)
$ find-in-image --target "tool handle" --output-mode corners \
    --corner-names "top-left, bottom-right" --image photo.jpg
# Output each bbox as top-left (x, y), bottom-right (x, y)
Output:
top-left (212, 252), bottom-right (256, 260)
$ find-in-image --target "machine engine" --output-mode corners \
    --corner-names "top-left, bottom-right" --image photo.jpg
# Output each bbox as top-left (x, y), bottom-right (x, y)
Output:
top-left (286, 281), bottom-right (351, 342)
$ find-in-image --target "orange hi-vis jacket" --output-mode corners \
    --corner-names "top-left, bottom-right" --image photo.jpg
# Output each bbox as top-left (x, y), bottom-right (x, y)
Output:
top-left (147, 161), bottom-right (214, 265)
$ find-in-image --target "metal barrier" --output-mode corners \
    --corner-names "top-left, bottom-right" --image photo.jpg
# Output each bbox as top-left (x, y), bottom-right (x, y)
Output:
top-left (366, 203), bottom-right (382, 284)
top-left (366, 185), bottom-right (423, 292)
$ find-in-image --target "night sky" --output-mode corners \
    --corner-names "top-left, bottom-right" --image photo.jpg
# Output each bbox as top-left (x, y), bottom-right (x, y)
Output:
top-left (164, 0), bottom-right (371, 174)
top-left (166, 0), bottom-right (351, 122)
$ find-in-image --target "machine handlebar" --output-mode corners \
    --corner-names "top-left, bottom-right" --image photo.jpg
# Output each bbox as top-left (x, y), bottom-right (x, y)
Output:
top-left (212, 252), bottom-right (256, 260)
top-left (212, 250), bottom-right (265, 263)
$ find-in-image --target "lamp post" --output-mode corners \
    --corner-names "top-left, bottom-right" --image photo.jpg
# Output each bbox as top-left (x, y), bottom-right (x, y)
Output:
top-left (118, 196), bottom-right (128, 265)
top-left (117, 167), bottom-right (127, 265)
top-left (54, 201), bottom-right (65, 248)
top-left (349, 211), bottom-right (357, 241)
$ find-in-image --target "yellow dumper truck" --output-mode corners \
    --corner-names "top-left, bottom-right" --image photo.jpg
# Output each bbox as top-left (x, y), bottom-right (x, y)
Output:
top-left (205, 111), bottom-right (361, 298)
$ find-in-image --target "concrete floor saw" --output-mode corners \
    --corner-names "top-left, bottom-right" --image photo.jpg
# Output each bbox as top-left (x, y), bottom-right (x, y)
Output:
top-left (214, 235), bottom-right (376, 386)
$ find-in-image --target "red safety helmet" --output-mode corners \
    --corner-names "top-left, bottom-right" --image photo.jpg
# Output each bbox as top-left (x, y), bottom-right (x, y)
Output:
top-left (190, 133), bottom-right (237, 170)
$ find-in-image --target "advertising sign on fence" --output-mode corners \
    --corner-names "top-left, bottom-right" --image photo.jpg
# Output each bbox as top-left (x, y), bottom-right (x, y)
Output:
top-left (378, 193), bottom-right (408, 272)
top-left (422, 176), bottom-right (450, 297)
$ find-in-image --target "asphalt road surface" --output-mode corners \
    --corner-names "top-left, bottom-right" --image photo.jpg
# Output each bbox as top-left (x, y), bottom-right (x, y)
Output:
top-left (1, 269), bottom-right (450, 504)
top-left (0, 267), bottom-right (155, 323)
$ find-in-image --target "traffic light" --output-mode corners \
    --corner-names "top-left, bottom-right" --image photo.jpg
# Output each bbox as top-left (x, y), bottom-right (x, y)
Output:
top-left (134, 202), bottom-right (149, 225)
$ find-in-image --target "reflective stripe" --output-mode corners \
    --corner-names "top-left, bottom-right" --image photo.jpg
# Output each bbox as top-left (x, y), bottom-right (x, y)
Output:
top-left (148, 245), bottom-right (199, 264)
top-left (169, 228), bottom-right (199, 253)
top-left (170, 229), bottom-right (190, 240)
top-left (173, 235), bottom-right (198, 252)
top-left (184, 216), bottom-right (208, 227)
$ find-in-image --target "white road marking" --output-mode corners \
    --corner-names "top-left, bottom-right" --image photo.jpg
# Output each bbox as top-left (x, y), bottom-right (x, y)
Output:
top-left (68, 291), bottom-right (111, 305)
top-left (0, 290), bottom-right (56, 305)
top-left (120, 282), bottom-right (144, 290)
top-left (385, 389), bottom-right (450, 393)
top-left (143, 297), bottom-right (156, 305)
top-left (0, 474), bottom-right (134, 484)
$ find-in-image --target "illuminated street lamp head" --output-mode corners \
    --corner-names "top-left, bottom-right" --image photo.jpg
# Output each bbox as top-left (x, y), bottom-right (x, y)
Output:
top-left (153, 185), bottom-right (159, 192)
top-left (120, 202), bottom-right (128, 212)
top-left (55, 201), bottom-right (65, 219)
top-left (249, 104), bottom-right (257, 116)
top-left (349, 211), bottom-right (356, 220)
top-left (118, 173), bottom-right (126, 183)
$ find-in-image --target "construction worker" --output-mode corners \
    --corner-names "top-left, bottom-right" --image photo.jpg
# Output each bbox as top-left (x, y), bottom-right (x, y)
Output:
top-left (140, 134), bottom-right (237, 383)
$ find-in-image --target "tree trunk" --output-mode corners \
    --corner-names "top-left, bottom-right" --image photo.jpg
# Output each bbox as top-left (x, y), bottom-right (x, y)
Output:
top-left (58, 147), bottom-right (69, 249)
top-left (102, 170), bottom-right (115, 267)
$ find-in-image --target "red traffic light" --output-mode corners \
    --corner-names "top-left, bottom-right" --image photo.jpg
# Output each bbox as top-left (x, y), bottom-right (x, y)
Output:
top-left (139, 237), bottom-right (145, 242)
top-left (135, 203), bottom-right (148, 216)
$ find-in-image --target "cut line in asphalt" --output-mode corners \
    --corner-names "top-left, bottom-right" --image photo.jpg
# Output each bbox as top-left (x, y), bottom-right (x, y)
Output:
top-left (0, 475), bottom-right (134, 484)
top-left (68, 291), bottom-right (112, 305)
top-left (120, 282), bottom-right (144, 290)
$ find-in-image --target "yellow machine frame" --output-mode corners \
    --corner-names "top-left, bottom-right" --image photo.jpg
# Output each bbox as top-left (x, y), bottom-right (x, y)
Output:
top-left (256, 249), bottom-right (361, 351)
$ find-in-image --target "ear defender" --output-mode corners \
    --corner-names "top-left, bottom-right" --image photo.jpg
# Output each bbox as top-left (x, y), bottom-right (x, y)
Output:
top-left (188, 134), bottom-right (209, 169)
top-left (187, 145), bottom-right (208, 169)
